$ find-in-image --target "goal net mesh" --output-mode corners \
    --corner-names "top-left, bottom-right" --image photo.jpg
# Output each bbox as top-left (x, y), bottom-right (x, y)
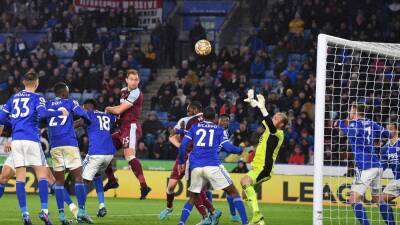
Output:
top-left (322, 38), bottom-right (400, 224)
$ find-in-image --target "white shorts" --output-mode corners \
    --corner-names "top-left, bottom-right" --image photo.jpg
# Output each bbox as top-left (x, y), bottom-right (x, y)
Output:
top-left (82, 155), bottom-right (114, 181)
top-left (188, 165), bottom-right (233, 193)
top-left (50, 146), bottom-right (82, 172)
top-left (11, 140), bottom-right (47, 168)
top-left (351, 167), bottom-right (382, 195)
top-left (383, 179), bottom-right (400, 197)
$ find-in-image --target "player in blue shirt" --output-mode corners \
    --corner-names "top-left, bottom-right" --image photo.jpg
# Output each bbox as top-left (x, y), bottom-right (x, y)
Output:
top-left (177, 107), bottom-right (249, 225)
top-left (0, 71), bottom-right (68, 225)
top-left (81, 99), bottom-right (117, 218)
top-left (336, 103), bottom-right (390, 225)
top-left (378, 121), bottom-right (400, 225)
top-left (216, 113), bottom-right (242, 222)
top-left (45, 82), bottom-right (92, 225)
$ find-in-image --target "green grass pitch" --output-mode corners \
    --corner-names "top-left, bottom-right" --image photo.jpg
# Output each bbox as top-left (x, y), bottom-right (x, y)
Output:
top-left (1, 194), bottom-right (398, 225)
top-left (0, 194), bottom-right (313, 225)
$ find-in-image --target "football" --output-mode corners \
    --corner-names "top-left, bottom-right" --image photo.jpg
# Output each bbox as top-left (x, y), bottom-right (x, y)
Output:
top-left (194, 39), bottom-right (212, 56)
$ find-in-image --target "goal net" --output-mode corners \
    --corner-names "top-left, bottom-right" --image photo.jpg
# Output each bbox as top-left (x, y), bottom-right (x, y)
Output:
top-left (313, 34), bottom-right (400, 225)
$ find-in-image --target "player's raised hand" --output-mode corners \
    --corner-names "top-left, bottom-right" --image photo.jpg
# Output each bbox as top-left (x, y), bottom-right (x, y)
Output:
top-left (255, 94), bottom-right (269, 117)
top-left (4, 141), bottom-right (11, 153)
top-left (244, 89), bottom-right (258, 108)
top-left (59, 107), bottom-right (69, 117)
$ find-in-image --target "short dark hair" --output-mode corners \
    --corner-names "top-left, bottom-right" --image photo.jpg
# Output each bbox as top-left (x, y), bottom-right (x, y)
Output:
top-left (351, 102), bottom-right (365, 114)
top-left (83, 99), bottom-right (97, 109)
top-left (23, 71), bottom-right (39, 81)
top-left (219, 113), bottom-right (230, 119)
top-left (53, 82), bottom-right (68, 96)
top-left (203, 106), bottom-right (216, 121)
top-left (190, 101), bottom-right (202, 112)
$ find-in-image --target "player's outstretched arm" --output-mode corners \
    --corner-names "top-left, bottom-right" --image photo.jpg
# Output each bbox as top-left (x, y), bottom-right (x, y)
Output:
top-left (335, 119), bottom-right (350, 136)
top-left (72, 100), bottom-right (90, 121)
top-left (105, 101), bottom-right (132, 115)
top-left (221, 141), bottom-right (243, 154)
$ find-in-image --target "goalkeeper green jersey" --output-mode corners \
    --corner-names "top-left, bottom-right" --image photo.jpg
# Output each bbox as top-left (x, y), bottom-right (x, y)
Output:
top-left (249, 115), bottom-right (284, 183)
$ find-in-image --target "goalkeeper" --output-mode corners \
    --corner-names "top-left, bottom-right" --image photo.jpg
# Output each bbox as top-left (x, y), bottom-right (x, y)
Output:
top-left (241, 89), bottom-right (287, 225)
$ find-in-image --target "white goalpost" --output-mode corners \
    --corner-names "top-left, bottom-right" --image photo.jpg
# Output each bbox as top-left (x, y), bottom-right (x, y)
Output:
top-left (313, 34), bottom-right (400, 225)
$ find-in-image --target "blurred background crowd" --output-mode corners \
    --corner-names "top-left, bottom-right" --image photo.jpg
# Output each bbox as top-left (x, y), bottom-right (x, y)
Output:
top-left (1, 0), bottom-right (399, 167)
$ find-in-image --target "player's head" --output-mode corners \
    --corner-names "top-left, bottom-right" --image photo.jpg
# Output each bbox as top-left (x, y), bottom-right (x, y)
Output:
top-left (125, 69), bottom-right (140, 90)
top-left (83, 99), bottom-right (97, 111)
top-left (22, 70), bottom-right (39, 90)
top-left (218, 113), bottom-right (230, 129)
top-left (53, 82), bottom-right (69, 98)
top-left (203, 106), bottom-right (216, 122)
top-left (350, 103), bottom-right (365, 120)
top-left (187, 101), bottom-right (202, 116)
top-left (273, 112), bottom-right (288, 130)
top-left (386, 121), bottom-right (399, 139)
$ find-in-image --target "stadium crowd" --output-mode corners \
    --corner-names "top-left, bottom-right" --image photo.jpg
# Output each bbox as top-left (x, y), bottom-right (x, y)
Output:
top-left (1, 0), bottom-right (400, 166)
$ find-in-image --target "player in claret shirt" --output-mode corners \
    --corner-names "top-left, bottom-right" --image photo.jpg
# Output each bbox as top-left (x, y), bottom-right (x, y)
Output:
top-left (45, 82), bottom-right (92, 224)
top-left (336, 103), bottom-right (390, 225)
top-left (0, 71), bottom-right (68, 225)
top-left (104, 69), bottom-right (151, 199)
top-left (379, 121), bottom-right (400, 225)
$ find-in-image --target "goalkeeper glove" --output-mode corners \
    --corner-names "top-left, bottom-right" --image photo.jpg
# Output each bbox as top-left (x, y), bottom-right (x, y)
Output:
top-left (255, 94), bottom-right (269, 117)
top-left (244, 89), bottom-right (258, 108)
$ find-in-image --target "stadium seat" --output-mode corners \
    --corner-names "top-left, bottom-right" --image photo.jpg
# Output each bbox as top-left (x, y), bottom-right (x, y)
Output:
top-left (70, 93), bottom-right (82, 102)
top-left (45, 92), bottom-right (55, 100)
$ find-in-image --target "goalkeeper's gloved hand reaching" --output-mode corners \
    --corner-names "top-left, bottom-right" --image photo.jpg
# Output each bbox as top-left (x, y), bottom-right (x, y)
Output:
top-left (244, 89), bottom-right (258, 108)
top-left (244, 89), bottom-right (269, 117)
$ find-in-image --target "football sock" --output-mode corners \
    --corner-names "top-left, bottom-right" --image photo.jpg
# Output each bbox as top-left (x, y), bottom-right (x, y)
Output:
top-left (179, 201), bottom-right (193, 225)
top-left (352, 202), bottom-right (370, 225)
top-left (16, 181), bottom-right (28, 216)
top-left (379, 202), bottom-right (395, 225)
top-left (38, 178), bottom-right (49, 212)
top-left (233, 196), bottom-right (249, 225)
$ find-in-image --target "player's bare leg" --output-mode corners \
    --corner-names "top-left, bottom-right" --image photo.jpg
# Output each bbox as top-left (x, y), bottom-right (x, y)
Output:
top-left (124, 147), bottom-right (151, 199)
top-left (241, 175), bottom-right (262, 225)
top-left (159, 178), bottom-right (179, 220)
top-left (0, 165), bottom-right (14, 198)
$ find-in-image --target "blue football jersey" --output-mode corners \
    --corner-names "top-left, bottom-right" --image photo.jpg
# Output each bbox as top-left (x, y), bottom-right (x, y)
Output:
top-left (338, 118), bottom-right (390, 170)
top-left (0, 90), bottom-right (62, 142)
top-left (46, 98), bottom-right (89, 148)
top-left (86, 110), bottom-right (117, 155)
top-left (179, 121), bottom-right (241, 169)
top-left (381, 139), bottom-right (400, 180)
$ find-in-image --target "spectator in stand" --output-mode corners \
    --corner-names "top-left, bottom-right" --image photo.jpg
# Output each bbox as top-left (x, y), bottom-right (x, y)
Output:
top-left (136, 141), bottom-right (150, 159)
top-left (281, 63), bottom-right (300, 84)
top-left (189, 18), bottom-right (206, 47)
top-left (231, 160), bottom-right (249, 173)
top-left (246, 29), bottom-right (265, 53)
top-left (250, 56), bottom-right (266, 79)
top-left (289, 12), bottom-right (304, 34)
top-left (142, 111), bottom-right (165, 148)
top-left (288, 145), bottom-right (305, 165)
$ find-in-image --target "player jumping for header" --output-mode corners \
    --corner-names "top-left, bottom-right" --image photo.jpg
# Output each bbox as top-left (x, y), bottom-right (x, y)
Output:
top-left (104, 69), bottom-right (151, 199)
top-left (241, 89), bottom-right (288, 225)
